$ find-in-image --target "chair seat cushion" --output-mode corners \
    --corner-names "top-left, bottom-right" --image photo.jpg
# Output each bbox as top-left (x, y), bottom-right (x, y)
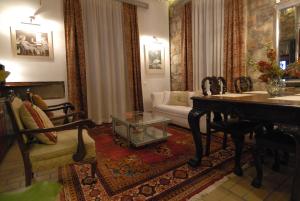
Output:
top-left (29, 129), bottom-right (95, 171)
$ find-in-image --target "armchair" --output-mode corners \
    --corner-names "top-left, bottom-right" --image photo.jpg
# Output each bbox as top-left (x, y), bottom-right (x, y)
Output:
top-left (6, 95), bottom-right (97, 186)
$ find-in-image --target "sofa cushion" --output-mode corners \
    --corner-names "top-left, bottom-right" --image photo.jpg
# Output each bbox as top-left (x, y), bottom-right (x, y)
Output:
top-left (168, 91), bottom-right (189, 106)
top-left (188, 91), bottom-right (202, 107)
top-left (163, 91), bottom-right (170, 105)
top-left (155, 104), bottom-right (191, 117)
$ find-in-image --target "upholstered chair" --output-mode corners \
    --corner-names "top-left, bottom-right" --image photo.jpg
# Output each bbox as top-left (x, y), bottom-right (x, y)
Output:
top-left (7, 95), bottom-right (97, 186)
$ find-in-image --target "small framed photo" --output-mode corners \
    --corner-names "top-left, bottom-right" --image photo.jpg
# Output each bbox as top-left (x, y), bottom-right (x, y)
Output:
top-left (144, 44), bottom-right (165, 74)
top-left (10, 26), bottom-right (54, 60)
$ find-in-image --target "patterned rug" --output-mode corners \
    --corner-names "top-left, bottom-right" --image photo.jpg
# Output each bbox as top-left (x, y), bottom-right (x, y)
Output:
top-left (59, 125), bottom-right (252, 201)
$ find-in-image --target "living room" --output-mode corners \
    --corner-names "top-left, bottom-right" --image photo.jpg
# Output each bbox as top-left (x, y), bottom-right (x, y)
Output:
top-left (0, 0), bottom-right (297, 200)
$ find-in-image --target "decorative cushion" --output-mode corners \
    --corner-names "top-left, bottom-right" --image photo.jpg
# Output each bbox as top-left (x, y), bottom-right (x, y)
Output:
top-left (168, 91), bottom-right (189, 106)
top-left (188, 91), bottom-right (202, 107)
top-left (32, 94), bottom-right (48, 110)
top-left (19, 101), bottom-right (57, 145)
top-left (163, 91), bottom-right (171, 105)
top-left (32, 94), bottom-right (54, 118)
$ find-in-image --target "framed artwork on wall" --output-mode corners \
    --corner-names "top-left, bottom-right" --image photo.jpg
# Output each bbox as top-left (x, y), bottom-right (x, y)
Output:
top-left (10, 26), bottom-right (54, 60)
top-left (144, 43), bottom-right (165, 74)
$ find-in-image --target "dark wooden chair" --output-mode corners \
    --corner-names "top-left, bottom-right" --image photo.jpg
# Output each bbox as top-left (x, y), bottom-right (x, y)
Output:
top-left (202, 76), bottom-right (260, 176)
top-left (202, 76), bottom-right (228, 155)
top-left (252, 125), bottom-right (296, 188)
top-left (7, 94), bottom-right (97, 186)
top-left (234, 76), bottom-right (253, 93)
top-left (234, 76), bottom-right (254, 139)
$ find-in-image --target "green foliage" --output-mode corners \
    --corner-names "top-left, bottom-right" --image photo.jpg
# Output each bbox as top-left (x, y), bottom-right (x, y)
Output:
top-left (0, 182), bottom-right (61, 201)
top-left (0, 70), bottom-right (10, 81)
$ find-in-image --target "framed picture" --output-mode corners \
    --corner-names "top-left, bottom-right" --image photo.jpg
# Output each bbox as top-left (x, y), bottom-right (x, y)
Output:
top-left (144, 43), bottom-right (165, 74)
top-left (10, 26), bottom-right (54, 59)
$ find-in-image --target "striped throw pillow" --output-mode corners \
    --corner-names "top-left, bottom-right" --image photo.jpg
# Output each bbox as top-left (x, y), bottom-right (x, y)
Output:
top-left (19, 101), bottom-right (57, 145)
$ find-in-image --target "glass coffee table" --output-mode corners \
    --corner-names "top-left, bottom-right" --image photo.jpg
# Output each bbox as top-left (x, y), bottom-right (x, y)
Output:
top-left (111, 111), bottom-right (171, 147)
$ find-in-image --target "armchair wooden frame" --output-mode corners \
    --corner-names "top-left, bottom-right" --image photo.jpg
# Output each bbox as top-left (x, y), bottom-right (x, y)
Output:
top-left (26, 91), bottom-right (77, 124)
top-left (6, 95), bottom-right (97, 186)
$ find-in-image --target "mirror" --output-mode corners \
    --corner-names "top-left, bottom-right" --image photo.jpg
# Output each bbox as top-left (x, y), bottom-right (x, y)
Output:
top-left (276, 0), bottom-right (300, 71)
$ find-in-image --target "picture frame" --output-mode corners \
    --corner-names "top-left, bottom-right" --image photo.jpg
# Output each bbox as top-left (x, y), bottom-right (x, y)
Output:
top-left (10, 26), bottom-right (54, 60)
top-left (144, 43), bottom-right (165, 74)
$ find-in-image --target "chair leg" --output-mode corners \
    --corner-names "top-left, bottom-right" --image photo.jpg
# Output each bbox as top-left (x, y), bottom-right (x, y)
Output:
top-left (91, 160), bottom-right (97, 178)
top-left (223, 131), bottom-right (228, 149)
top-left (281, 151), bottom-right (290, 165)
top-left (231, 132), bottom-right (245, 176)
top-left (25, 168), bottom-right (33, 186)
top-left (205, 114), bottom-right (211, 156)
top-left (249, 132), bottom-right (254, 139)
top-left (252, 143), bottom-right (263, 188)
top-left (272, 150), bottom-right (280, 172)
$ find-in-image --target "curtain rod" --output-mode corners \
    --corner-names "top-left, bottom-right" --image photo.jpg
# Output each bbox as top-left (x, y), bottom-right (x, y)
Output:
top-left (115, 0), bottom-right (149, 9)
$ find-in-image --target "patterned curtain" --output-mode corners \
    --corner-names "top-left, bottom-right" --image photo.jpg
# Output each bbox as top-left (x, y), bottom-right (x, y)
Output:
top-left (122, 3), bottom-right (144, 111)
top-left (223, 0), bottom-right (246, 91)
top-left (63, 0), bottom-right (88, 116)
top-left (181, 1), bottom-right (193, 91)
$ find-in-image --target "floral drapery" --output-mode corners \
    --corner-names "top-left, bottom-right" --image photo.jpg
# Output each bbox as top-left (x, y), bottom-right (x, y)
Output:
top-left (63, 0), bottom-right (88, 115)
top-left (223, 0), bottom-right (246, 91)
top-left (181, 1), bottom-right (193, 91)
top-left (122, 3), bottom-right (144, 111)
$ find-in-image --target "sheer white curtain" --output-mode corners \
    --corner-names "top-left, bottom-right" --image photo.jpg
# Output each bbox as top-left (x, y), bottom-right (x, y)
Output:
top-left (81, 0), bottom-right (127, 124)
top-left (192, 0), bottom-right (224, 90)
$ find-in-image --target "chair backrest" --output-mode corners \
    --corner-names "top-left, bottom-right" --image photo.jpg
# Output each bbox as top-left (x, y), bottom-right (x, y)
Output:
top-left (201, 76), bottom-right (227, 96)
top-left (234, 76), bottom-right (253, 93)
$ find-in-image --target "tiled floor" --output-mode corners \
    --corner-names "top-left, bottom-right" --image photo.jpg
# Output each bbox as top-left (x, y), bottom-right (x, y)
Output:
top-left (190, 159), bottom-right (293, 201)
top-left (0, 141), bottom-right (294, 201)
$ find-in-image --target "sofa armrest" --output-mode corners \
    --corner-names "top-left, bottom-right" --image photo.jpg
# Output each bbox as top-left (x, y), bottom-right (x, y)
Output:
top-left (151, 92), bottom-right (165, 108)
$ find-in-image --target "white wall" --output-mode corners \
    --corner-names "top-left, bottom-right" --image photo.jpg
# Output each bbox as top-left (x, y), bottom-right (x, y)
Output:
top-left (0, 0), bottom-right (67, 103)
top-left (137, 0), bottom-right (170, 111)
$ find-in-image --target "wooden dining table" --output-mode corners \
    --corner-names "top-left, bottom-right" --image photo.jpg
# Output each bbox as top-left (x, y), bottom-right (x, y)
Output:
top-left (188, 91), bottom-right (300, 201)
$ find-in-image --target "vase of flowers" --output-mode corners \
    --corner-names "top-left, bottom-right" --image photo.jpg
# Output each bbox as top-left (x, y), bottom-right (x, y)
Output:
top-left (0, 64), bottom-right (10, 86)
top-left (255, 47), bottom-right (285, 96)
top-left (285, 59), bottom-right (300, 78)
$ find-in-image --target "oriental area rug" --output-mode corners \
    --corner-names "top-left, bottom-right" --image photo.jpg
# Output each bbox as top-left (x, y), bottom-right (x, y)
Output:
top-left (59, 125), bottom-right (252, 201)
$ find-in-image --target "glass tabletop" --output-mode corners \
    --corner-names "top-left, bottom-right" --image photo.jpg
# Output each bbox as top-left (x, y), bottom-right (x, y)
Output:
top-left (111, 111), bottom-right (170, 127)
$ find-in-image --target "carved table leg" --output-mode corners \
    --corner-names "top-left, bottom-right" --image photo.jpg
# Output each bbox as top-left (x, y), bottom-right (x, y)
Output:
top-left (291, 135), bottom-right (300, 201)
top-left (188, 109), bottom-right (206, 167)
top-left (231, 132), bottom-right (245, 176)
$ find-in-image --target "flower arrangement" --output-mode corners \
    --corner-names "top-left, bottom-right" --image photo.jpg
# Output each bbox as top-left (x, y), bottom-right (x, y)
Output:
top-left (285, 59), bottom-right (300, 78)
top-left (0, 64), bottom-right (10, 84)
top-left (254, 47), bottom-right (284, 83)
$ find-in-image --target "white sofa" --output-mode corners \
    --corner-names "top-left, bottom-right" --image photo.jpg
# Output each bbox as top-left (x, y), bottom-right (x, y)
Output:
top-left (151, 91), bottom-right (206, 133)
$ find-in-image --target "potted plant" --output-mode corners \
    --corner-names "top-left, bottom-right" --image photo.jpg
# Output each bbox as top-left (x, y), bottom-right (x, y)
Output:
top-left (0, 64), bottom-right (10, 86)
top-left (250, 46), bottom-right (285, 96)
